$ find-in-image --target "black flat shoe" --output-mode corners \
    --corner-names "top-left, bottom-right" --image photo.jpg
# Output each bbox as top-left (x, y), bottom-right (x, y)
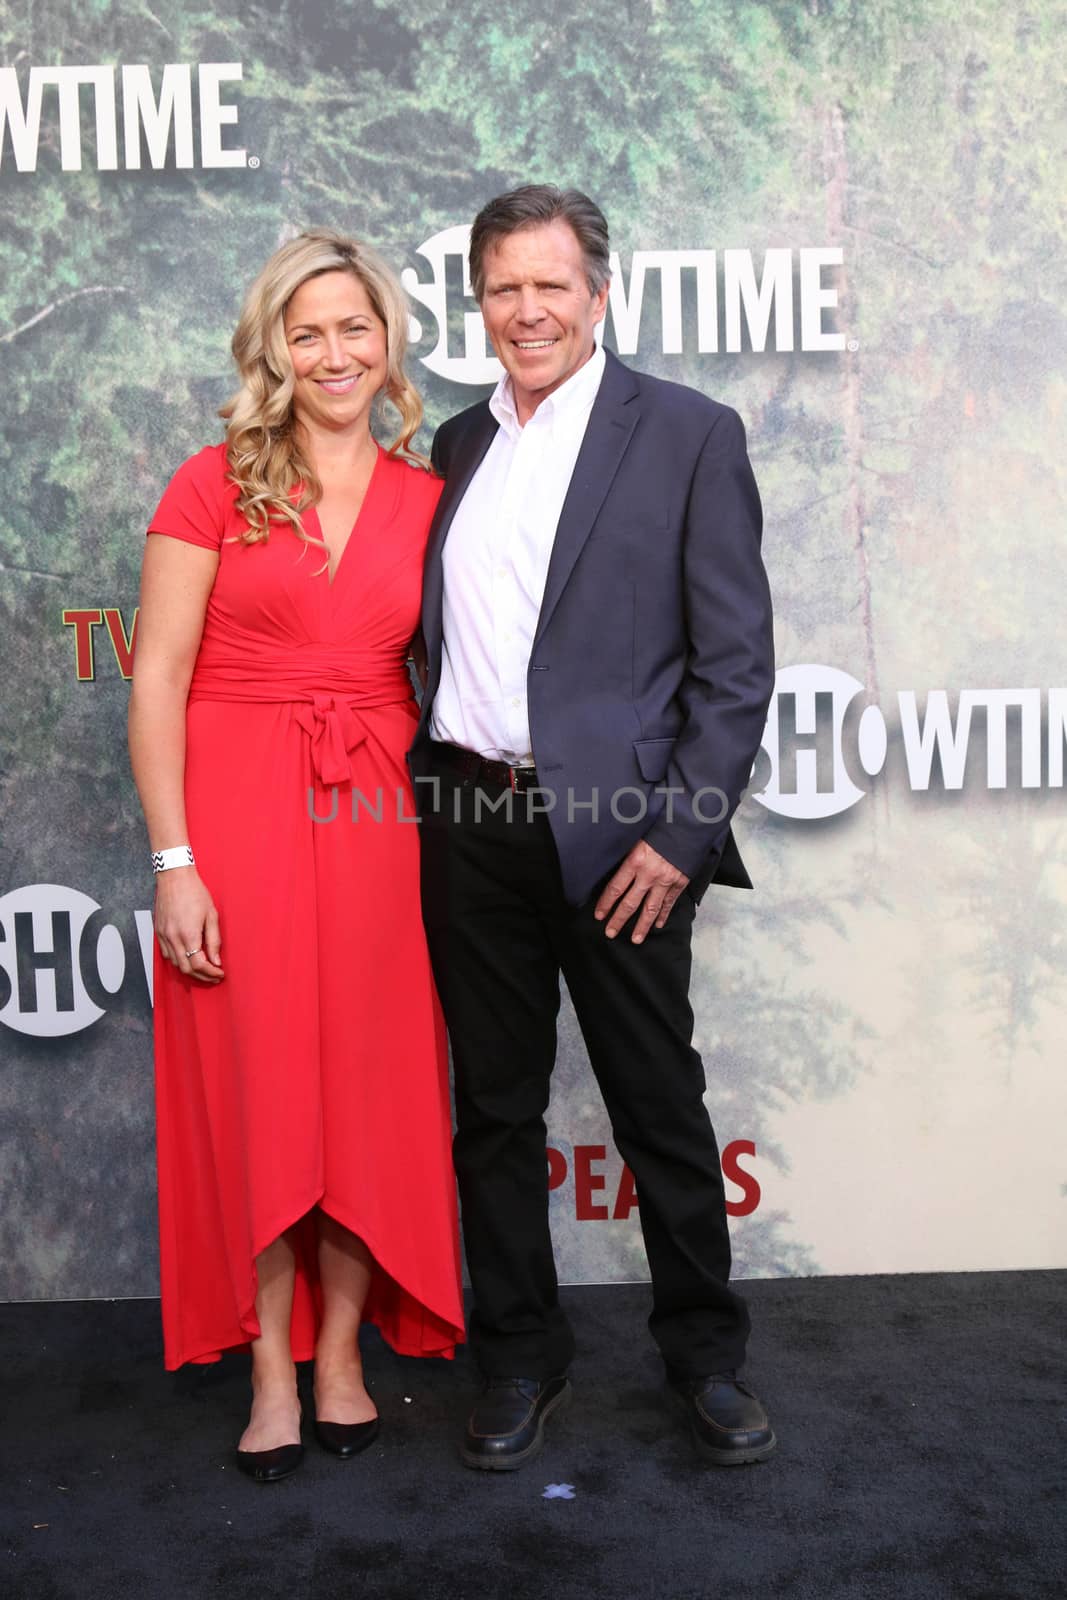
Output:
top-left (314, 1416), bottom-right (380, 1458)
top-left (235, 1442), bottom-right (304, 1482)
top-left (461, 1375), bottom-right (571, 1471)
top-left (672, 1373), bottom-right (776, 1465)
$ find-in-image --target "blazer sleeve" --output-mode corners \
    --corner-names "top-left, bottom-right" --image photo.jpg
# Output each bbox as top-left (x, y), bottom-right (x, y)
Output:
top-left (642, 407), bottom-right (774, 879)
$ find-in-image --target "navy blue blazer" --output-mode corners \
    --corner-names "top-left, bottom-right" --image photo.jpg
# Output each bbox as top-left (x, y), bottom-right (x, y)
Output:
top-left (411, 348), bottom-right (775, 906)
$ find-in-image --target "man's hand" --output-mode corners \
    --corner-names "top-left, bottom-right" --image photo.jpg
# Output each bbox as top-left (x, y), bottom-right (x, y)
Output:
top-left (594, 841), bottom-right (691, 944)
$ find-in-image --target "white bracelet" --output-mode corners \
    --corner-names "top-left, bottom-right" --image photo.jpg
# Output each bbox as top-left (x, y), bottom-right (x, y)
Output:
top-left (152, 845), bottom-right (195, 873)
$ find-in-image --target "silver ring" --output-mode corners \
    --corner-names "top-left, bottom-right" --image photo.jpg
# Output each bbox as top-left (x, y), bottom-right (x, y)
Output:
top-left (184, 947), bottom-right (202, 958)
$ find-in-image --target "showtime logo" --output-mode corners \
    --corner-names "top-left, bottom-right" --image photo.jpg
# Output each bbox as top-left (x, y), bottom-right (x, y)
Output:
top-left (402, 226), bottom-right (846, 384)
top-left (0, 884), bottom-right (154, 1037)
top-left (757, 665), bottom-right (1067, 819)
top-left (0, 63), bottom-right (245, 171)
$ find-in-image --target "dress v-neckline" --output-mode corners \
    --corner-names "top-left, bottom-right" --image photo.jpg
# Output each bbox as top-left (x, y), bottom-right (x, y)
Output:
top-left (308, 444), bottom-right (383, 589)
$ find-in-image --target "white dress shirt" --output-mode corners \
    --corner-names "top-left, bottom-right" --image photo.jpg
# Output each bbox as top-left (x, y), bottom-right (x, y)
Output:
top-left (431, 345), bottom-right (606, 763)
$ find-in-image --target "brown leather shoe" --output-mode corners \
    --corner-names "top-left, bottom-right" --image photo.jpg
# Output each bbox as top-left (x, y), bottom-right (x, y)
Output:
top-left (461, 1376), bottom-right (571, 1471)
top-left (674, 1373), bottom-right (776, 1465)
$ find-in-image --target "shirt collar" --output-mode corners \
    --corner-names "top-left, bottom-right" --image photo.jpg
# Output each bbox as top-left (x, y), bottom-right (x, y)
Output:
top-left (489, 342), bottom-right (606, 438)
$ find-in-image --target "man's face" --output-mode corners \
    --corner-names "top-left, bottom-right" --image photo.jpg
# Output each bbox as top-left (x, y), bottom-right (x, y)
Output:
top-left (479, 219), bottom-right (609, 423)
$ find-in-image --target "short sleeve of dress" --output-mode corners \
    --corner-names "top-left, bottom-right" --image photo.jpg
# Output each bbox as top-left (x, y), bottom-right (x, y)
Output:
top-left (147, 445), bottom-right (230, 550)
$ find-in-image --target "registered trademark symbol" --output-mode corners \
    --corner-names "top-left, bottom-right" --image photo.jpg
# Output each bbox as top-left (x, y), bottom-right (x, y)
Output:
top-left (248, 155), bottom-right (260, 169)
top-left (847, 338), bottom-right (860, 352)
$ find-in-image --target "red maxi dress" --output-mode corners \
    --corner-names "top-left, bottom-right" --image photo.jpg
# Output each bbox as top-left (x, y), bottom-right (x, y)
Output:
top-left (148, 442), bottom-right (464, 1371)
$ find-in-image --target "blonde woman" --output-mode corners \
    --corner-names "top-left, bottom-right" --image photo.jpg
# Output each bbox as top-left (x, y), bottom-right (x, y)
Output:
top-left (129, 231), bottom-right (464, 1482)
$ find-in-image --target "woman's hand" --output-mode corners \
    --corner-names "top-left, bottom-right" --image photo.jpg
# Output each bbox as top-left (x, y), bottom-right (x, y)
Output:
top-left (154, 867), bottom-right (225, 983)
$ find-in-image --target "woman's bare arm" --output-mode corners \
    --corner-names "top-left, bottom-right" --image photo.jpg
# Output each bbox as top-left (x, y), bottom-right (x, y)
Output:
top-left (129, 534), bottom-right (224, 983)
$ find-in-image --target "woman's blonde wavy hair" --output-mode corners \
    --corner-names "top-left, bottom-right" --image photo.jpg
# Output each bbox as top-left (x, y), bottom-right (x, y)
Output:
top-left (220, 229), bottom-right (426, 544)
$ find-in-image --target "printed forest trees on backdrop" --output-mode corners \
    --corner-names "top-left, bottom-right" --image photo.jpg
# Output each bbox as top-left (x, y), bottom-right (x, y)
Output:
top-left (1, 0), bottom-right (1064, 1294)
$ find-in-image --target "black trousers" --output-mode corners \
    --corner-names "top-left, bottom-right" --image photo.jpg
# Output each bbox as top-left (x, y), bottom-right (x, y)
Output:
top-left (418, 751), bottom-right (750, 1380)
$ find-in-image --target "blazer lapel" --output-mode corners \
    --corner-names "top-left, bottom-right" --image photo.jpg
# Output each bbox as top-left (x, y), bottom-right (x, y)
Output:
top-left (422, 407), bottom-right (498, 704)
top-left (533, 351), bottom-right (641, 650)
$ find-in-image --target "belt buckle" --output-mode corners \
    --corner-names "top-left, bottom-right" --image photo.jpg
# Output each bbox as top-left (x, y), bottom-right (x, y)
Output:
top-left (508, 764), bottom-right (518, 793)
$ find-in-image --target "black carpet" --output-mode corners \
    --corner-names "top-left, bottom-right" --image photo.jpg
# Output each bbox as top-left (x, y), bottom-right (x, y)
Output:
top-left (2, 1273), bottom-right (1064, 1600)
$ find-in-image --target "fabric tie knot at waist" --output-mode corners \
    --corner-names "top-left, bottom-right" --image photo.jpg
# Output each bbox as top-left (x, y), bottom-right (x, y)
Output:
top-left (294, 694), bottom-right (368, 785)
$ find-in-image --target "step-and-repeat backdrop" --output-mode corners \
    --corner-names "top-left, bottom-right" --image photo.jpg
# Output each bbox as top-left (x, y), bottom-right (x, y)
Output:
top-left (2, 1), bottom-right (1064, 1301)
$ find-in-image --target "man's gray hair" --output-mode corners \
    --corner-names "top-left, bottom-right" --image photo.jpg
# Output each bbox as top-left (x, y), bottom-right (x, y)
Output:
top-left (468, 184), bottom-right (611, 301)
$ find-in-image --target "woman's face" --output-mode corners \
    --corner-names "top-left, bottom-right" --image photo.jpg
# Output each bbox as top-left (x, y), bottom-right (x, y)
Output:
top-left (283, 269), bottom-right (389, 434)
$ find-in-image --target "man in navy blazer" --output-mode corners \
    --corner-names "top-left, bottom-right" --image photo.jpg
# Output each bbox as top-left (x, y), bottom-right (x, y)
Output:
top-left (411, 185), bottom-right (776, 1470)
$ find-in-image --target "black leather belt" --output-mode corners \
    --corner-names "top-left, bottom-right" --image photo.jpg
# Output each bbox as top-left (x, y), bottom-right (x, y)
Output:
top-left (430, 741), bottom-right (542, 793)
